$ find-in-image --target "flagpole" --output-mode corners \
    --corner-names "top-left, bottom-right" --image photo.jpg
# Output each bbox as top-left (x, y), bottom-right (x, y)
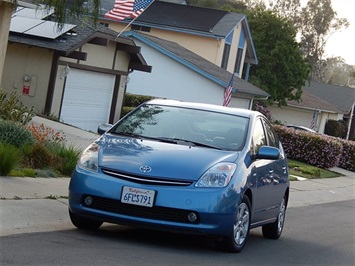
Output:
top-left (116, 0), bottom-right (155, 38)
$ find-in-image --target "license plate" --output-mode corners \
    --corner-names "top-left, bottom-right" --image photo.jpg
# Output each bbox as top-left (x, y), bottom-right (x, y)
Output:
top-left (121, 186), bottom-right (155, 207)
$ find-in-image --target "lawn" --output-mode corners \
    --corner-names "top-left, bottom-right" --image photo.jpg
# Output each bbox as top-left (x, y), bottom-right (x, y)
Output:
top-left (288, 159), bottom-right (342, 181)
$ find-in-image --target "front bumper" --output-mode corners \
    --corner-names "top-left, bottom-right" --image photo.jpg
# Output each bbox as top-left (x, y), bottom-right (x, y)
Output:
top-left (69, 166), bottom-right (240, 236)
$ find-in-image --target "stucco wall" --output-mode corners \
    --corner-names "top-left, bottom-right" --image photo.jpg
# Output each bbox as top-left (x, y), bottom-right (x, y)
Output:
top-left (270, 105), bottom-right (342, 133)
top-left (0, 1), bottom-right (14, 86)
top-left (105, 22), bottom-right (243, 74)
top-left (2, 43), bottom-right (52, 113)
top-left (127, 39), bottom-right (251, 108)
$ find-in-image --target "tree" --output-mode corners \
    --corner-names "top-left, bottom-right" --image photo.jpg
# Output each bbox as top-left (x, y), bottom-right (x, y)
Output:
top-left (321, 57), bottom-right (355, 86)
top-left (37, 0), bottom-right (101, 26)
top-left (244, 7), bottom-right (310, 105)
top-left (269, 0), bottom-right (349, 82)
top-left (189, 1), bottom-right (311, 105)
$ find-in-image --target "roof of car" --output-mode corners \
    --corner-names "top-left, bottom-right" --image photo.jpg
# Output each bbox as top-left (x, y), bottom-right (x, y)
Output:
top-left (146, 99), bottom-right (262, 118)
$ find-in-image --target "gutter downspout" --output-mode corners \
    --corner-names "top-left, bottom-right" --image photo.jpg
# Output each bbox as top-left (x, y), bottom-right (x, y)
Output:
top-left (346, 103), bottom-right (354, 140)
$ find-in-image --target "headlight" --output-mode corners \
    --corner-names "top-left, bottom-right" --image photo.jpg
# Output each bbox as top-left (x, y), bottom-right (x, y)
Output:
top-left (195, 163), bottom-right (236, 187)
top-left (78, 143), bottom-right (100, 172)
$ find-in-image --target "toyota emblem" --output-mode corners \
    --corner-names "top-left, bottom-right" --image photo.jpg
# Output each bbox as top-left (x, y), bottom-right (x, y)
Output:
top-left (139, 165), bottom-right (152, 173)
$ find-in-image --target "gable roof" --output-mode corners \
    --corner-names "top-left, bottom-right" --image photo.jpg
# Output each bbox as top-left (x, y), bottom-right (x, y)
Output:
top-left (287, 90), bottom-right (342, 113)
top-left (303, 81), bottom-right (355, 114)
top-left (123, 31), bottom-right (268, 99)
top-left (100, 0), bottom-right (258, 64)
top-left (8, 9), bottom-right (151, 72)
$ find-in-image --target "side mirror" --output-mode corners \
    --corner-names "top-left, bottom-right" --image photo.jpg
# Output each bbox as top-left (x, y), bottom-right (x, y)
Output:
top-left (97, 123), bottom-right (113, 135)
top-left (255, 146), bottom-right (280, 160)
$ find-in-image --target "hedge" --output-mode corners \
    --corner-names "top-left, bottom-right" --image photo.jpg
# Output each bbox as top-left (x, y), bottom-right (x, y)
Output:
top-left (337, 139), bottom-right (355, 172)
top-left (273, 125), bottom-right (347, 170)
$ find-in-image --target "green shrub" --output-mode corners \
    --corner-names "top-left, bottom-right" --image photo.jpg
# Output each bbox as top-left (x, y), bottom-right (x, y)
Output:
top-left (123, 93), bottom-right (155, 107)
top-left (324, 120), bottom-right (348, 139)
top-left (121, 93), bottom-right (156, 118)
top-left (0, 89), bottom-right (35, 125)
top-left (274, 125), bottom-right (342, 169)
top-left (8, 167), bottom-right (37, 177)
top-left (21, 142), bottom-right (53, 169)
top-left (121, 106), bottom-right (135, 118)
top-left (0, 143), bottom-right (21, 176)
top-left (337, 139), bottom-right (355, 172)
top-left (48, 143), bottom-right (81, 176)
top-left (0, 120), bottom-right (35, 148)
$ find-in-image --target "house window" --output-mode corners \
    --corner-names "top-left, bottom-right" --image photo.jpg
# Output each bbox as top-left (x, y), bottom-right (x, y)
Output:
top-left (234, 48), bottom-right (243, 74)
top-left (221, 44), bottom-right (230, 69)
top-left (131, 25), bottom-right (151, 32)
top-left (221, 31), bottom-right (234, 69)
top-left (100, 22), bottom-right (109, 27)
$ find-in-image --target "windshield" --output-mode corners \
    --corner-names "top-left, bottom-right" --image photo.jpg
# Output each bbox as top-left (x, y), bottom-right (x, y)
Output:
top-left (111, 104), bottom-right (249, 151)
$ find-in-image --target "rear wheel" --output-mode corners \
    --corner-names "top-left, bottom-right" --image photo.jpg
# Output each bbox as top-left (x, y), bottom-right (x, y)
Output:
top-left (69, 209), bottom-right (103, 230)
top-left (262, 196), bottom-right (287, 239)
top-left (215, 195), bottom-right (251, 253)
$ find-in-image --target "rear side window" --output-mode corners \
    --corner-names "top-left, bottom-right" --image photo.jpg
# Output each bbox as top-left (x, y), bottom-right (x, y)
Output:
top-left (263, 119), bottom-right (278, 148)
top-left (251, 118), bottom-right (266, 155)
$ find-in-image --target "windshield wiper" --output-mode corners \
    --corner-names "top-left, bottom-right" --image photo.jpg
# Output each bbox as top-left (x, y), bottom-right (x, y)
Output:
top-left (157, 137), bottom-right (222, 150)
top-left (111, 131), bottom-right (142, 138)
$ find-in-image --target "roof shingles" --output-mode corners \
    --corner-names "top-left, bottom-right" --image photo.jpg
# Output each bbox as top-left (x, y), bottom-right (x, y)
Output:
top-left (128, 32), bottom-right (269, 98)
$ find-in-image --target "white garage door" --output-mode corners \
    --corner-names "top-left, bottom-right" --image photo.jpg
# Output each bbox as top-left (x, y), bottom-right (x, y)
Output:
top-left (61, 68), bottom-right (115, 132)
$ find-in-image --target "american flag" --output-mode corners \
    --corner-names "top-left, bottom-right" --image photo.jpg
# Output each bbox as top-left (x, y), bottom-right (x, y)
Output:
top-left (223, 73), bottom-right (235, 107)
top-left (105, 0), bottom-right (154, 22)
top-left (310, 110), bottom-right (317, 129)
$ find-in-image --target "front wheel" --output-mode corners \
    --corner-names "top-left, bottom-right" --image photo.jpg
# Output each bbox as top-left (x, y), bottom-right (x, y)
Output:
top-left (215, 195), bottom-right (251, 253)
top-left (262, 196), bottom-right (287, 239)
top-left (69, 209), bottom-right (103, 230)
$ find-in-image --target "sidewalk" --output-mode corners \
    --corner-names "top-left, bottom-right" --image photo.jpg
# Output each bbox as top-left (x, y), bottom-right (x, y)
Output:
top-left (1, 170), bottom-right (354, 206)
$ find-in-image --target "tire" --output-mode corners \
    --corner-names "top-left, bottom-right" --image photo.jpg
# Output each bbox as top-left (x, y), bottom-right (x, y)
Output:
top-left (69, 209), bottom-right (103, 230)
top-left (262, 196), bottom-right (287, 239)
top-left (215, 195), bottom-right (251, 253)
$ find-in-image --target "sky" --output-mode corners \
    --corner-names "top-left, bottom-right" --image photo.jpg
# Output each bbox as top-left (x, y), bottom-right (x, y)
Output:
top-left (324, 0), bottom-right (355, 65)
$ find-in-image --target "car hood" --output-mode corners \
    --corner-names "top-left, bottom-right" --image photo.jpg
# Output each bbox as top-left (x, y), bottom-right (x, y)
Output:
top-left (98, 135), bottom-right (239, 181)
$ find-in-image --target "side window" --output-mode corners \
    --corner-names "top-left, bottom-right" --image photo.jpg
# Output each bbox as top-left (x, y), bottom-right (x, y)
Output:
top-left (263, 119), bottom-right (278, 148)
top-left (251, 118), bottom-right (266, 155)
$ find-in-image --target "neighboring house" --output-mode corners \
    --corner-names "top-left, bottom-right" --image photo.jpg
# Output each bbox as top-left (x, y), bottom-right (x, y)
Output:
top-left (1, 6), bottom-right (151, 132)
top-left (123, 31), bottom-right (268, 109)
top-left (270, 81), bottom-right (355, 140)
top-left (100, 0), bottom-right (261, 104)
top-left (304, 81), bottom-right (355, 139)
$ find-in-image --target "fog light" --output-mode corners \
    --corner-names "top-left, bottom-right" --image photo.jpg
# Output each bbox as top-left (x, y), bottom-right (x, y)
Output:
top-left (84, 196), bottom-right (93, 206)
top-left (187, 212), bottom-right (197, 223)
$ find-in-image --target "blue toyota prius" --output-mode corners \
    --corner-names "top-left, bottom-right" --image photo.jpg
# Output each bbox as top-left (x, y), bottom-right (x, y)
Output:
top-left (69, 99), bottom-right (289, 253)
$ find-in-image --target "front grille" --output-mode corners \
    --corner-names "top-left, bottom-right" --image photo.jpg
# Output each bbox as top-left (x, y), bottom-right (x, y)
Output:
top-left (101, 168), bottom-right (193, 186)
top-left (82, 195), bottom-right (199, 224)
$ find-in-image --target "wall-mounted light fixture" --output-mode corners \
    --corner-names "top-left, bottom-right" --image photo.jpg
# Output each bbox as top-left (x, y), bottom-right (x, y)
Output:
top-left (23, 74), bottom-right (31, 82)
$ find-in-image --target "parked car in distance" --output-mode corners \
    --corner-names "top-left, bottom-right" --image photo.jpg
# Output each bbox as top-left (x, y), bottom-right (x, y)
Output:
top-left (69, 99), bottom-right (290, 253)
top-left (286, 124), bottom-right (317, 133)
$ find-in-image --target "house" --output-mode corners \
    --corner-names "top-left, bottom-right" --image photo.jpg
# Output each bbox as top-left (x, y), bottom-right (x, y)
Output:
top-left (1, 5), bottom-right (151, 132)
top-left (270, 81), bottom-right (355, 140)
top-left (100, 0), bottom-right (262, 105)
top-left (122, 31), bottom-right (268, 109)
top-left (304, 82), bottom-right (355, 139)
